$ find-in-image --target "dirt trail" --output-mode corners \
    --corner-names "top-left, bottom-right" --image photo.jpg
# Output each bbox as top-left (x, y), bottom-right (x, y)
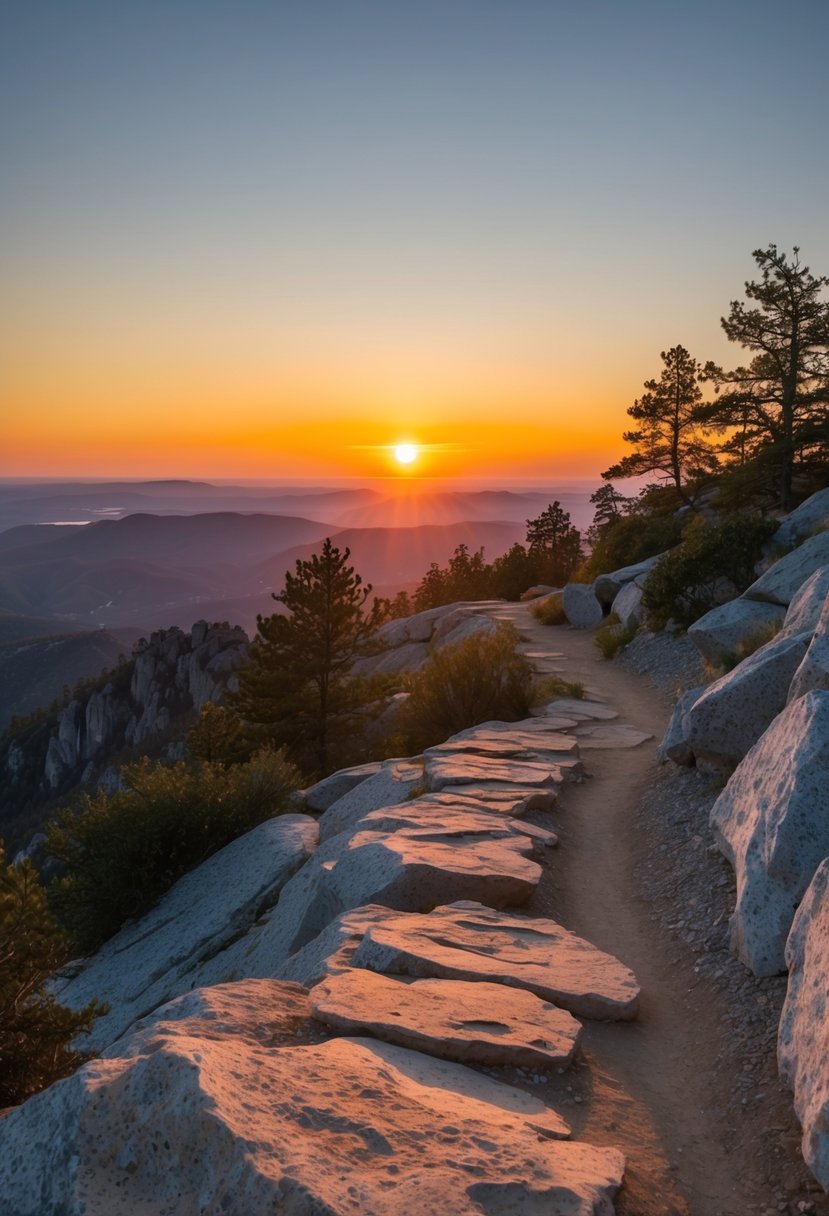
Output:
top-left (488, 605), bottom-right (763, 1216)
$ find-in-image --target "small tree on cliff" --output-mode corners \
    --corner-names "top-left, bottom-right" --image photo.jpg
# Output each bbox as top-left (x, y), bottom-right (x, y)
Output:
top-left (603, 345), bottom-right (715, 505)
top-left (230, 539), bottom-right (382, 776)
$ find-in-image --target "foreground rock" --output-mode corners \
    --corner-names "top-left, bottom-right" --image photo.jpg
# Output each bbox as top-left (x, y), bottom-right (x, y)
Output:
top-left (684, 630), bottom-right (810, 773)
top-left (779, 858), bottom-right (829, 1190)
top-left (657, 686), bottom-right (706, 765)
top-left (310, 970), bottom-right (583, 1069)
top-left (745, 530), bottom-right (829, 606)
top-left (0, 979), bottom-right (627, 1216)
top-left (788, 590), bottom-right (829, 703)
top-left (55, 814), bottom-right (319, 1052)
top-left (711, 690), bottom-right (829, 976)
top-left (349, 900), bottom-right (640, 1020)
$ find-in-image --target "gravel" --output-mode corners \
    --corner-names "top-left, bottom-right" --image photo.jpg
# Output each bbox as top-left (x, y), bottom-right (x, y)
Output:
top-left (615, 628), bottom-right (708, 699)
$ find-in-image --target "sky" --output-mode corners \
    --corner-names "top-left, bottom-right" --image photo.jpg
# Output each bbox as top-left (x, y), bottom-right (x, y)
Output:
top-left (2, 0), bottom-right (828, 483)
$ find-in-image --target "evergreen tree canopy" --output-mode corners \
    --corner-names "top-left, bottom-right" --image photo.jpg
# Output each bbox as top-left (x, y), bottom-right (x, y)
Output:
top-left (525, 502), bottom-right (582, 585)
top-left (603, 345), bottom-right (715, 504)
top-left (230, 539), bottom-right (382, 775)
top-left (700, 245), bottom-right (829, 510)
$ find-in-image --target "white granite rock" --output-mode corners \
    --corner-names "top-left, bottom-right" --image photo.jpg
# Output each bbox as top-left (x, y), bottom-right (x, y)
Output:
top-left (563, 583), bottom-right (604, 629)
top-left (685, 630), bottom-right (811, 773)
top-left (710, 691), bottom-right (829, 975)
top-left (310, 970), bottom-right (583, 1069)
top-left (781, 567), bottom-right (829, 637)
top-left (774, 487), bottom-right (829, 549)
top-left (55, 814), bottom-right (319, 1052)
top-left (188, 805), bottom-right (545, 987)
top-left (0, 979), bottom-right (627, 1215)
top-left (657, 686), bottom-right (706, 765)
top-left (788, 592), bottom-right (829, 703)
top-left (592, 553), bottom-right (665, 606)
top-left (610, 579), bottom-right (644, 631)
top-left (433, 612), bottom-right (498, 650)
top-left (687, 598), bottom-right (786, 664)
top-left (745, 530), bottom-right (829, 605)
top-left (779, 858), bottom-right (829, 1189)
top-left (318, 759), bottom-right (424, 842)
top-left (351, 900), bottom-right (640, 1020)
top-left (304, 761), bottom-right (383, 812)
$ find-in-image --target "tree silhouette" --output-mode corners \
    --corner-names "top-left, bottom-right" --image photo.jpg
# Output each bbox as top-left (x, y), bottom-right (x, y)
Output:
top-left (700, 245), bottom-right (829, 511)
top-left (525, 502), bottom-right (582, 585)
top-left (603, 345), bottom-right (715, 505)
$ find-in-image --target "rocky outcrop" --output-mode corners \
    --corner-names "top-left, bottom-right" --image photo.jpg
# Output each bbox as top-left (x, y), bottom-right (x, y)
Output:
top-left (656, 685), bottom-right (706, 765)
top-left (773, 487), bottom-right (829, 549)
top-left (781, 567), bottom-right (829, 637)
top-left (788, 591), bottom-right (829, 703)
top-left (684, 630), bottom-right (810, 774)
top-left (592, 553), bottom-right (665, 607)
top-left (0, 980), bottom-right (626, 1216)
top-left (745, 531), bottom-right (829, 606)
top-left (353, 601), bottom-right (501, 678)
top-left (779, 858), bottom-right (829, 1190)
top-left (710, 691), bottom-right (829, 976)
top-left (56, 814), bottom-right (319, 1052)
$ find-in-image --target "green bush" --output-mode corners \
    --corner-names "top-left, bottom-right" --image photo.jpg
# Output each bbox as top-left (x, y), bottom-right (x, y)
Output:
top-left (530, 593), bottom-right (567, 626)
top-left (393, 624), bottom-right (534, 753)
top-left (582, 511), bottom-right (683, 581)
top-left (531, 675), bottom-right (585, 703)
top-left (0, 846), bottom-right (100, 1106)
top-left (595, 613), bottom-right (639, 660)
top-left (642, 513), bottom-right (778, 631)
top-left (46, 749), bottom-right (300, 953)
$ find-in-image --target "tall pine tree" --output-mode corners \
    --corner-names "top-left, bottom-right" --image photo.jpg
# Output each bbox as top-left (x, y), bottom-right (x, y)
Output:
top-left (231, 539), bottom-right (382, 776)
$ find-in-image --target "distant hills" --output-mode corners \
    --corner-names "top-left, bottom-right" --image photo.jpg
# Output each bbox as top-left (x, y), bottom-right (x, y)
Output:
top-left (0, 630), bottom-right (130, 734)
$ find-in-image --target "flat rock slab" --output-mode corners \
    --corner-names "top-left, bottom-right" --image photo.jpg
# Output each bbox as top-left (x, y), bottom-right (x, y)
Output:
top-left (352, 900), bottom-right (640, 1021)
top-left (433, 784), bottom-right (559, 815)
top-left (304, 762), bottom-right (383, 812)
top-left (544, 698), bottom-right (618, 721)
top-left (0, 979), bottom-right (627, 1215)
top-left (426, 753), bottom-right (570, 790)
top-left (54, 814), bottom-right (319, 1053)
top-left (572, 724), bottom-right (654, 749)
top-left (310, 970), bottom-right (582, 1070)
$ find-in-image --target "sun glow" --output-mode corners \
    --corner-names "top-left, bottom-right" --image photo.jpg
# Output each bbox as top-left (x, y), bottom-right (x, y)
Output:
top-left (394, 443), bottom-right (418, 465)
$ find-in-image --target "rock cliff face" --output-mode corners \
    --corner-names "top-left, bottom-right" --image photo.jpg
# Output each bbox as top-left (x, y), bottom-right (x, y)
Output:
top-left (0, 621), bottom-right (248, 852)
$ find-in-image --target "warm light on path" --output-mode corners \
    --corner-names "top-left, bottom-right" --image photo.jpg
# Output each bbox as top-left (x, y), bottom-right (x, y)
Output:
top-left (394, 443), bottom-right (418, 465)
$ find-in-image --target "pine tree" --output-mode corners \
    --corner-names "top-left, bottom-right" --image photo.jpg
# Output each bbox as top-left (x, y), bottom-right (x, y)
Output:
top-left (525, 502), bottom-right (582, 586)
top-left (700, 245), bottom-right (829, 511)
top-left (230, 539), bottom-right (382, 776)
top-left (603, 345), bottom-right (716, 505)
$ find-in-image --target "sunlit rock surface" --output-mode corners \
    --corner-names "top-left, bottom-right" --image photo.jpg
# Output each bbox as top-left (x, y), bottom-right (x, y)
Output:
top-left (0, 979), bottom-right (626, 1216)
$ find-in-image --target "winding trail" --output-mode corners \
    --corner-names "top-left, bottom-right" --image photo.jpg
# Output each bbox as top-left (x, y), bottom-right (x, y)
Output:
top-left (486, 603), bottom-right (745, 1216)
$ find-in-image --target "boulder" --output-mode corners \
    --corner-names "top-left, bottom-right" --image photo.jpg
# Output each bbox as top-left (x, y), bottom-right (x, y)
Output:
top-left (317, 759), bottom-right (424, 842)
top-left (592, 553), bottom-right (665, 606)
top-left (303, 761), bottom-right (383, 813)
top-left (657, 686), bottom-right (706, 765)
top-left (687, 598), bottom-right (786, 665)
top-left (778, 858), bottom-right (829, 1189)
top-left (54, 814), bottom-right (319, 1052)
top-left (710, 691), bottom-right (829, 975)
top-left (684, 630), bottom-right (810, 773)
top-left (744, 530), bottom-right (829, 606)
top-left (563, 583), bottom-right (604, 629)
top-left (521, 584), bottom-right (559, 600)
top-left (788, 592), bottom-right (829, 703)
top-left (351, 900), bottom-right (640, 1020)
top-left (310, 970), bottom-right (583, 1069)
top-left (351, 639), bottom-right (429, 677)
top-left (782, 567), bottom-right (829, 637)
top-left (610, 579), bottom-right (644, 631)
top-left (774, 487), bottom-right (829, 549)
top-left (0, 979), bottom-right (628, 1215)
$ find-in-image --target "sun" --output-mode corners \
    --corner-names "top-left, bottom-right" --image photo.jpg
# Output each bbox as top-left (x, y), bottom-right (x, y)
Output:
top-left (394, 443), bottom-right (418, 465)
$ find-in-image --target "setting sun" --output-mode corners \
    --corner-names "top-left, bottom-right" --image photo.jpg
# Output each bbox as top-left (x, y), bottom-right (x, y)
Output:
top-left (394, 443), bottom-right (418, 465)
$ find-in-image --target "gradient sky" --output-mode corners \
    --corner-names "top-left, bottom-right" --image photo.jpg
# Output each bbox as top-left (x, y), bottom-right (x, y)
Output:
top-left (2, 0), bottom-right (828, 481)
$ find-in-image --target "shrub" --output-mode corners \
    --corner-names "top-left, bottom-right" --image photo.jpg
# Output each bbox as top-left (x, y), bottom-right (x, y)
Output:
top-left (582, 511), bottom-right (683, 581)
top-left (46, 749), bottom-right (300, 953)
top-left (0, 846), bottom-right (100, 1106)
top-left (595, 613), bottom-right (640, 660)
top-left (531, 675), bottom-right (585, 703)
top-left (394, 624), bottom-right (534, 753)
top-left (642, 513), bottom-right (778, 631)
top-left (530, 593), bottom-right (567, 626)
